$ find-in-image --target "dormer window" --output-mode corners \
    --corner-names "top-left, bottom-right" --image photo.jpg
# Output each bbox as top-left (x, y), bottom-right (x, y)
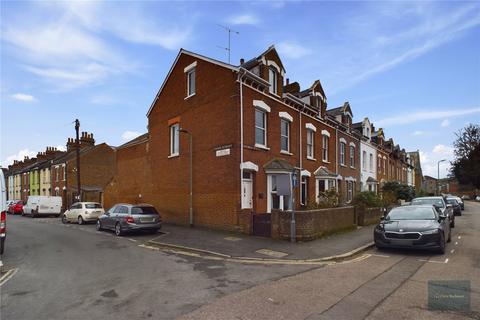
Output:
top-left (366, 127), bottom-right (370, 138)
top-left (268, 67), bottom-right (277, 94)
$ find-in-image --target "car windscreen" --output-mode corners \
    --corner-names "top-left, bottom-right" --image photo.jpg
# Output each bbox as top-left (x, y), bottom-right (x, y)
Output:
top-left (411, 198), bottom-right (444, 208)
top-left (386, 207), bottom-right (436, 220)
top-left (446, 199), bottom-right (458, 205)
top-left (85, 203), bottom-right (102, 209)
top-left (131, 206), bottom-right (159, 215)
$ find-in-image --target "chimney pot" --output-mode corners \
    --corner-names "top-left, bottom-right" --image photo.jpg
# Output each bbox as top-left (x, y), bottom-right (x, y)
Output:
top-left (286, 78), bottom-right (290, 85)
top-left (240, 58), bottom-right (245, 65)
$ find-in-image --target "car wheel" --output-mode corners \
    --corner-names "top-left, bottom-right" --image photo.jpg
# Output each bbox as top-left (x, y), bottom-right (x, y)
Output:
top-left (61, 215), bottom-right (68, 224)
top-left (450, 219), bottom-right (455, 228)
top-left (437, 233), bottom-right (446, 254)
top-left (96, 220), bottom-right (102, 231)
top-left (30, 210), bottom-right (36, 218)
top-left (115, 223), bottom-right (123, 236)
top-left (447, 229), bottom-right (452, 243)
top-left (0, 238), bottom-right (4, 255)
top-left (78, 216), bottom-right (84, 225)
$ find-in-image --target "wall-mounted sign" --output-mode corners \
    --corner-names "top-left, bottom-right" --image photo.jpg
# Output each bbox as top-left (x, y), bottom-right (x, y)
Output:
top-left (216, 148), bottom-right (231, 157)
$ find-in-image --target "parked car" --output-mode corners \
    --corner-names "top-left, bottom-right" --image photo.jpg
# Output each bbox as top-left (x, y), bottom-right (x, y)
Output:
top-left (8, 200), bottom-right (24, 215)
top-left (374, 205), bottom-right (451, 254)
top-left (461, 195), bottom-right (470, 200)
top-left (446, 198), bottom-right (462, 216)
top-left (411, 196), bottom-right (455, 228)
top-left (0, 169), bottom-right (6, 255)
top-left (62, 202), bottom-right (105, 225)
top-left (452, 196), bottom-right (465, 210)
top-left (96, 203), bottom-right (162, 236)
top-left (476, 196), bottom-right (480, 202)
top-left (23, 196), bottom-right (62, 217)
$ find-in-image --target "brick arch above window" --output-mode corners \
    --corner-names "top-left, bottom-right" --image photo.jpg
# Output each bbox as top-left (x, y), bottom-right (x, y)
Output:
top-left (279, 111), bottom-right (293, 122)
top-left (321, 129), bottom-right (330, 137)
top-left (340, 138), bottom-right (347, 144)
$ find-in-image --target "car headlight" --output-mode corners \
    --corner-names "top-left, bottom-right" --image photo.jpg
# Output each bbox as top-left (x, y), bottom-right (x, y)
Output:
top-left (422, 229), bottom-right (439, 235)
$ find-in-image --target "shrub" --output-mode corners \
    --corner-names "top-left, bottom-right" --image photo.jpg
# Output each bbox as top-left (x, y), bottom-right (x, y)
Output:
top-left (306, 188), bottom-right (339, 209)
top-left (352, 191), bottom-right (383, 208)
top-left (382, 181), bottom-right (415, 202)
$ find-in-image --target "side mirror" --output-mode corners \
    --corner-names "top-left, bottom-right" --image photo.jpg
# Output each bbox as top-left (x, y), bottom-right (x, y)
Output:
top-left (446, 204), bottom-right (453, 209)
top-left (439, 214), bottom-right (447, 221)
top-left (380, 216), bottom-right (385, 221)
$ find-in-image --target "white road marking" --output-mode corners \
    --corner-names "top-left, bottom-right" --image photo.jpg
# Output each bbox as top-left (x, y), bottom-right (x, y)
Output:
top-left (372, 254), bottom-right (390, 258)
top-left (0, 268), bottom-right (19, 286)
top-left (445, 258), bottom-right (449, 263)
top-left (419, 259), bottom-right (447, 264)
top-left (455, 242), bottom-right (458, 245)
top-left (128, 238), bottom-right (137, 242)
top-left (450, 249), bottom-right (455, 254)
top-left (458, 236), bottom-right (461, 239)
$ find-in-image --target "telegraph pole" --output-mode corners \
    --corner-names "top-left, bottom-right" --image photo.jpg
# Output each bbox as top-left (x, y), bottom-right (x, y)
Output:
top-left (75, 119), bottom-right (81, 202)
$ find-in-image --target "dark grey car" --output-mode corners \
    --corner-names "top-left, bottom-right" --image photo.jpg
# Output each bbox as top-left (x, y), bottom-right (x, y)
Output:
top-left (411, 196), bottom-right (455, 228)
top-left (96, 203), bottom-right (162, 236)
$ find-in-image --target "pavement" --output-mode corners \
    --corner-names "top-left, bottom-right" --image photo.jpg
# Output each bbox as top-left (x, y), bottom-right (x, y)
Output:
top-left (148, 222), bottom-right (376, 261)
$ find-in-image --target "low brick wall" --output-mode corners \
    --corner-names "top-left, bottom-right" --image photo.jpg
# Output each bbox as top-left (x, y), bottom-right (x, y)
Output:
top-left (356, 207), bottom-right (384, 226)
top-left (271, 206), bottom-right (356, 241)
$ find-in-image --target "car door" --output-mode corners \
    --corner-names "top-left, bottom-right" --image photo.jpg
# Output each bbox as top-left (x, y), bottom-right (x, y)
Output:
top-left (114, 205), bottom-right (128, 226)
top-left (103, 206), bottom-right (117, 229)
top-left (67, 203), bottom-right (79, 221)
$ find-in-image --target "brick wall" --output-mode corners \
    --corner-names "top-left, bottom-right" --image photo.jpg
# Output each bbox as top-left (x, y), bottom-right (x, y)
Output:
top-left (271, 206), bottom-right (356, 241)
top-left (356, 207), bottom-right (383, 226)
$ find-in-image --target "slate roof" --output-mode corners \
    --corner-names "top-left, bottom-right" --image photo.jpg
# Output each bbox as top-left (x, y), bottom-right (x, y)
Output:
top-left (314, 166), bottom-right (337, 177)
top-left (118, 133), bottom-right (149, 149)
top-left (263, 159), bottom-right (295, 171)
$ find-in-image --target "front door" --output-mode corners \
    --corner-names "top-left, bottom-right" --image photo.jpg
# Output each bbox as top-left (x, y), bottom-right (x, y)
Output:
top-left (242, 172), bottom-right (253, 209)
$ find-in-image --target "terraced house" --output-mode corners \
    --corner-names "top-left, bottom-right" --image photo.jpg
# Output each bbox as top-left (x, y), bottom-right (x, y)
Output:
top-left (104, 45), bottom-right (420, 234)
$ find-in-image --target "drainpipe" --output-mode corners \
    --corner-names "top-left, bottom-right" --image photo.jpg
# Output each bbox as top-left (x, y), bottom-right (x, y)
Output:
top-left (239, 72), bottom-right (244, 209)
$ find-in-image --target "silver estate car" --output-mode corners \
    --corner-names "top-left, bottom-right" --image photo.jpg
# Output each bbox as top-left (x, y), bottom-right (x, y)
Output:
top-left (96, 203), bottom-right (162, 236)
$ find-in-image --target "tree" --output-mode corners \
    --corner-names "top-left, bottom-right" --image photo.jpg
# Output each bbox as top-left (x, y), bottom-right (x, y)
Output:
top-left (382, 181), bottom-right (415, 202)
top-left (451, 124), bottom-right (480, 189)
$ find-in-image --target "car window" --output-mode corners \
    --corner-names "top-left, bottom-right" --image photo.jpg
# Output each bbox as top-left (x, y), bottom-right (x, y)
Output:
top-left (446, 199), bottom-right (458, 205)
top-left (411, 198), bottom-right (445, 208)
top-left (85, 203), bottom-right (102, 209)
top-left (106, 206), bottom-right (116, 214)
top-left (131, 206), bottom-right (159, 215)
top-left (387, 206), bottom-right (436, 220)
top-left (113, 206), bottom-right (123, 214)
top-left (114, 206), bottom-right (128, 214)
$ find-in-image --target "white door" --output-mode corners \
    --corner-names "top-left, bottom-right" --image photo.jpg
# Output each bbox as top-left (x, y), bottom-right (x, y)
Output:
top-left (241, 172), bottom-right (253, 209)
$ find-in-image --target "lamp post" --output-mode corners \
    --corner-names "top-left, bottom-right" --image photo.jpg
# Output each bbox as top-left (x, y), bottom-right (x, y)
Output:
top-left (437, 159), bottom-right (446, 195)
top-left (179, 128), bottom-right (193, 227)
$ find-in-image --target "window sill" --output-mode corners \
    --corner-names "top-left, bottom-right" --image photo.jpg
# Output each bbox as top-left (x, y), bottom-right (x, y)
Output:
top-left (184, 93), bottom-right (196, 100)
top-left (350, 166), bottom-right (355, 169)
top-left (168, 153), bottom-right (180, 158)
top-left (307, 157), bottom-right (317, 161)
top-left (254, 144), bottom-right (270, 151)
top-left (280, 150), bottom-right (293, 156)
top-left (322, 160), bottom-right (330, 164)
top-left (340, 164), bottom-right (347, 167)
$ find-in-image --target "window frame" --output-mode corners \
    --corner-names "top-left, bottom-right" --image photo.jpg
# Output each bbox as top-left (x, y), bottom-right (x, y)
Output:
top-left (322, 135), bottom-right (329, 162)
top-left (300, 176), bottom-right (308, 206)
top-left (369, 153), bottom-right (373, 172)
top-left (268, 67), bottom-right (277, 94)
top-left (169, 123), bottom-right (180, 156)
top-left (349, 145), bottom-right (355, 168)
top-left (340, 142), bottom-right (346, 166)
top-left (306, 129), bottom-right (314, 159)
top-left (280, 118), bottom-right (290, 152)
top-left (362, 151), bottom-right (367, 170)
top-left (255, 109), bottom-right (267, 147)
top-left (186, 68), bottom-right (196, 97)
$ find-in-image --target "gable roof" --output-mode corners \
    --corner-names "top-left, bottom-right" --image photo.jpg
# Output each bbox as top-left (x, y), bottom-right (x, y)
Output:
top-left (118, 133), bottom-right (149, 149)
top-left (146, 49), bottom-right (239, 117)
top-left (241, 45), bottom-right (286, 74)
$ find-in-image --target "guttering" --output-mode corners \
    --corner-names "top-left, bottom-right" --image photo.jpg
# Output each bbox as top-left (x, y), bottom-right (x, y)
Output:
top-left (238, 71), bottom-right (245, 209)
top-left (238, 67), bottom-right (270, 87)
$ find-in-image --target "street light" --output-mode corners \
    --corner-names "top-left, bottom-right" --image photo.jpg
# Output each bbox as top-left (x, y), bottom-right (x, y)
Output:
top-left (437, 159), bottom-right (446, 195)
top-left (179, 128), bottom-right (193, 227)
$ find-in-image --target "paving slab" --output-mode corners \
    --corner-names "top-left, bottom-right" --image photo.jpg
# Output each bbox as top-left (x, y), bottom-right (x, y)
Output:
top-left (150, 223), bottom-right (376, 260)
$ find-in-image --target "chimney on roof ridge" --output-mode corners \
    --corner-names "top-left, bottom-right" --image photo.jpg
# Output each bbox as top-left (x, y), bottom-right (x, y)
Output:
top-left (286, 78), bottom-right (289, 85)
top-left (80, 131), bottom-right (95, 148)
top-left (240, 58), bottom-right (244, 65)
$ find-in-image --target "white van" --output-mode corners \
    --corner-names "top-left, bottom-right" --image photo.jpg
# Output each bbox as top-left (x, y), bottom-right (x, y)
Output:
top-left (23, 196), bottom-right (62, 217)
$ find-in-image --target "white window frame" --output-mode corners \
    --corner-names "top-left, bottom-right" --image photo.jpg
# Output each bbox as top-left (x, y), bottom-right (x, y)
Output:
top-left (306, 129), bottom-right (314, 159)
top-left (362, 151), bottom-right (367, 170)
top-left (255, 109), bottom-right (267, 148)
top-left (186, 68), bottom-right (195, 98)
top-left (280, 118), bottom-right (290, 153)
top-left (347, 181), bottom-right (353, 202)
top-left (300, 176), bottom-right (308, 206)
top-left (349, 145), bottom-right (355, 168)
top-left (369, 153), bottom-right (373, 172)
top-left (169, 123), bottom-right (180, 156)
top-left (322, 135), bottom-right (329, 162)
top-left (268, 67), bottom-right (277, 94)
top-left (340, 142), bottom-right (346, 166)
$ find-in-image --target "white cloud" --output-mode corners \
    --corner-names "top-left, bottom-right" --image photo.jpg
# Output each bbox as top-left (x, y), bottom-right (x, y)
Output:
top-left (227, 14), bottom-right (259, 26)
top-left (375, 107), bottom-right (480, 127)
top-left (420, 146), bottom-right (453, 178)
top-left (56, 145), bottom-right (67, 152)
top-left (11, 93), bottom-right (36, 102)
top-left (121, 131), bottom-right (141, 141)
top-left (277, 42), bottom-right (312, 59)
top-left (412, 130), bottom-right (424, 136)
top-left (4, 149), bottom-right (37, 166)
top-left (441, 119), bottom-right (450, 127)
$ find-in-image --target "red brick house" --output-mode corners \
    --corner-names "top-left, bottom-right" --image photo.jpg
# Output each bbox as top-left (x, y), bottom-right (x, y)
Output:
top-left (105, 46), bottom-right (367, 233)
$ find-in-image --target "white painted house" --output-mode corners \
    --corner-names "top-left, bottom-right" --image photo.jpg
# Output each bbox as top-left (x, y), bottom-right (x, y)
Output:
top-left (353, 118), bottom-right (378, 193)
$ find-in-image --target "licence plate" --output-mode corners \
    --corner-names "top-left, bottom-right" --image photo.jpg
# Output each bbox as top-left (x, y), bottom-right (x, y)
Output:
top-left (140, 218), bottom-right (154, 223)
top-left (391, 239), bottom-right (412, 246)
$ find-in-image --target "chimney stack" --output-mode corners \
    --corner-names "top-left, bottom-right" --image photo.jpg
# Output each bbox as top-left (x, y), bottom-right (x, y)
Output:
top-left (240, 58), bottom-right (245, 65)
top-left (80, 132), bottom-right (95, 148)
top-left (66, 138), bottom-right (76, 151)
top-left (286, 78), bottom-right (290, 85)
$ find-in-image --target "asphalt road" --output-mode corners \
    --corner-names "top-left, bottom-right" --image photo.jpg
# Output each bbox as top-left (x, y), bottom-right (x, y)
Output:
top-left (1, 202), bottom-right (479, 320)
top-left (0, 215), bottom-right (313, 320)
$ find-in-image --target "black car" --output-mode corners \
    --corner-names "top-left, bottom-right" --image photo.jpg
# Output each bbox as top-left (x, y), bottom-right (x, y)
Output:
top-left (411, 196), bottom-right (455, 228)
top-left (446, 198), bottom-right (462, 216)
top-left (96, 203), bottom-right (162, 236)
top-left (374, 205), bottom-right (451, 254)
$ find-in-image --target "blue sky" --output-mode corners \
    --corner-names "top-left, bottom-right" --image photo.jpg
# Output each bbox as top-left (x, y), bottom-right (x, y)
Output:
top-left (1, 1), bottom-right (479, 178)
